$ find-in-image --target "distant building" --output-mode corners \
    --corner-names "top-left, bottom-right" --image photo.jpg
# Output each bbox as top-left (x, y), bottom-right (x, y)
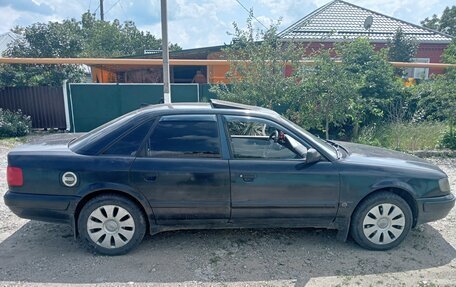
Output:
top-left (0, 32), bottom-right (22, 57)
top-left (90, 45), bottom-right (227, 84)
top-left (90, 0), bottom-right (453, 83)
top-left (278, 0), bottom-right (453, 79)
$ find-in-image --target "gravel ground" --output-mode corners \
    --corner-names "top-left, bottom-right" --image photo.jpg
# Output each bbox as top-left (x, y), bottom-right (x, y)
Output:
top-left (0, 136), bottom-right (455, 287)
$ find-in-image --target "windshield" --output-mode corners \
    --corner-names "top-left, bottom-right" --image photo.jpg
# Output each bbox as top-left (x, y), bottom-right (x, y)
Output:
top-left (280, 116), bottom-right (338, 158)
top-left (69, 109), bottom-right (141, 151)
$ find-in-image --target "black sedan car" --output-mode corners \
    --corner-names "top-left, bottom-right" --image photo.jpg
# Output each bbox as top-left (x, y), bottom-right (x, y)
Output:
top-left (4, 100), bottom-right (454, 255)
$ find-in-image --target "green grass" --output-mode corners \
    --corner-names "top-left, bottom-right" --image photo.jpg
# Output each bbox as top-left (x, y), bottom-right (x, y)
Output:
top-left (0, 136), bottom-right (28, 148)
top-left (356, 121), bottom-right (447, 152)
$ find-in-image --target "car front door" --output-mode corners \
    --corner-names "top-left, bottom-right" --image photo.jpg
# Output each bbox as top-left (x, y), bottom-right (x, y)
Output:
top-left (129, 114), bottom-right (230, 225)
top-left (223, 115), bottom-right (340, 226)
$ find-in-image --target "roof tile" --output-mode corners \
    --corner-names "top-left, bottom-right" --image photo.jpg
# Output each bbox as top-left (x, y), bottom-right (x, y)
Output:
top-left (278, 0), bottom-right (453, 44)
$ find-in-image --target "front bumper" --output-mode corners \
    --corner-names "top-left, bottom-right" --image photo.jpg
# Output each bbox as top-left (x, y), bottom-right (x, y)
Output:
top-left (416, 193), bottom-right (455, 225)
top-left (4, 190), bottom-right (80, 224)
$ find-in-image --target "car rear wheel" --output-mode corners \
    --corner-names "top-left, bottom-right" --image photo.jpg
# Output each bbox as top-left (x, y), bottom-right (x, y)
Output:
top-left (350, 192), bottom-right (412, 250)
top-left (78, 194), bottom-right (146, 255)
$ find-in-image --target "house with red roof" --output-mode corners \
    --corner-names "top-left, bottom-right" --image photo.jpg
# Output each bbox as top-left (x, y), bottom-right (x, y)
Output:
top-left (278, 0), bottom-right (453, 78)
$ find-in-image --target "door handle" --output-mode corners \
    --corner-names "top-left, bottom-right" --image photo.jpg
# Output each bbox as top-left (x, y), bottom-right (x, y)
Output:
top-left (144, 173), bottom-right (158, 182)
top-left (240, 173), bottom-right (255, 182)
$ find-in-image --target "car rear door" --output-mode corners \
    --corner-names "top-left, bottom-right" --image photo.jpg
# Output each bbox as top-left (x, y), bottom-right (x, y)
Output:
top-left (129, 114), bottom-right (231, 225)
top-left (223, 115), bottom-right (340, 226)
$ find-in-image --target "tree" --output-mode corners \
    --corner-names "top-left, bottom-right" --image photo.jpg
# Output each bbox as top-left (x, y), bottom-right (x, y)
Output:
top-left (0, 20), bottom-right (85, 86)
top-left (211, 15), bottom-right (356, 139)
top-left (421, 6), bottom-right (456, 36)
top-left (80, 12), bottom-right (180, 58)
top-left (335, 38), bottom-right (401, 138)
top-left (443, 38), bottom-right (456, 63)
top-left (291, 51), bottom-right (356, 139)
top-left (0, 12), bottom-right (181, 87)
top-left (210, 14), bottom-right (304, 110)
top-left (386, 27), bottom-right (418, 76)
top-left (413, 39), bottom-right (456, 129)
top-left (387, 28), bottom-right (418, 62)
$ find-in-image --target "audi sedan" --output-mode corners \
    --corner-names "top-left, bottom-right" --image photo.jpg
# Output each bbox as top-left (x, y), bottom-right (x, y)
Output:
top-left (4, 100), bottom-right (454, 255)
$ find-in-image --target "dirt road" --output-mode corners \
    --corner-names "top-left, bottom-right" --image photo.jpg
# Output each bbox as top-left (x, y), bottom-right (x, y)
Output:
top-left (0, 138), bottom-right (455, 287)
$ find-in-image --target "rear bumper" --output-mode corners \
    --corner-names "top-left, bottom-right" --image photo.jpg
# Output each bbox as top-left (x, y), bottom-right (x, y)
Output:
top-left (4, 190), bottom-right (80, 224)
top-left (416, 193), bottom-right (455, 225)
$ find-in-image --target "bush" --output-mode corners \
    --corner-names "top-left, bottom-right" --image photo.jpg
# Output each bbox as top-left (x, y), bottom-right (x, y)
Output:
top-left (356, 122), bottom-right (446, 151)
top-left (439, 129), bottom-right (456, 150)
top-left (0, 109), bottom-right (32, 138)
top-left (356, 124), bottom-right (383, 147)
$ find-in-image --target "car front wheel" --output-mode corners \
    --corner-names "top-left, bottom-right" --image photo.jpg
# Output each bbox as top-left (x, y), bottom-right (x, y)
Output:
top-left (78, 194), bottom-right (146, 255)
top-left (350, 192), bottom-right (412, 250)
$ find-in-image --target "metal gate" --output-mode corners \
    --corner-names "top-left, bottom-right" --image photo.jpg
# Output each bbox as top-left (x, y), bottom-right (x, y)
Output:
top-left (67, 83), bottom-right (200, 132)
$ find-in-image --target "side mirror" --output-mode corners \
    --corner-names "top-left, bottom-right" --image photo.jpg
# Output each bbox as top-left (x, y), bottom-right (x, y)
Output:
top-left (306, 148), bottom-right (321, 164)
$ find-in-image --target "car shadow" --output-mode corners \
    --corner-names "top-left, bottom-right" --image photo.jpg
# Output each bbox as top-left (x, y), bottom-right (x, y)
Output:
top-left (0, 221), bottom-right (454, 285)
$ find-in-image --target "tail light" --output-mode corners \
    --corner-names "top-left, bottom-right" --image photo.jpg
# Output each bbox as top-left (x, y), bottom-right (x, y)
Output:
top-left (7, 167), bottom-right (23, 187)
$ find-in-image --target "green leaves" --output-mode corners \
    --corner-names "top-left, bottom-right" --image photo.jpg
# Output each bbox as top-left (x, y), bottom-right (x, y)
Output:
top-left (421, 6), bottom-right (456, 36)
top-left (443, 39), bottom-right (456, 64)
top-left (0, 12), bottom-right (181, 87)
top-left (413, 41), bottom-right (455, 127)
top-left (212, 18), bottom-right (452, 142)
top-left (0, 108), bottom-right (32, 138)
top-left (211, 14), bottom-right (303, 110)
top-left (386, 27), bottom-right (418, 63)
top-left (79, 12), bottom-right (167, 58)
top-left (335, 38), bottom-right (401, 129)
top-left (292, 51), bottom-right (356, 139)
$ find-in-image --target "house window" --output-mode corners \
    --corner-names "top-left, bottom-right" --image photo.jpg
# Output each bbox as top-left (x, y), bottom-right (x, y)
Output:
top-left (406, 58), bottom-right (430, 80)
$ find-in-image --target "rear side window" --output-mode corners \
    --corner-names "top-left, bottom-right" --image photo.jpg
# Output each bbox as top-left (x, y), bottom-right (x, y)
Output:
top-left (104, 120), bottom-right (153, 156)
top-left (146, 114), bottom-right (220, 158)
top-left (70, 109), bottom-right (142, 154)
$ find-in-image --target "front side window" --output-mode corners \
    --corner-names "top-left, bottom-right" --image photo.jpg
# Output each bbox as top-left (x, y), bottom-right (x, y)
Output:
top-left (224, 116), bottom-right (308, 160)
top-left (146, 114), bottom-right (220, 158)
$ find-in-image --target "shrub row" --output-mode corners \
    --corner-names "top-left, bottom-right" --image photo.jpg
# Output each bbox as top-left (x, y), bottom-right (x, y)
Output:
top-left (356, 122), bottom-right (455, 151)
top-left (0, 108), bottom-right (32, 138)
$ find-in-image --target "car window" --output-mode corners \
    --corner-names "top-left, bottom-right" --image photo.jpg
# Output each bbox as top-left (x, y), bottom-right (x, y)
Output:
top-left (280, 115), bottom-right (337, 158)
top-left (103, 120), bottom-right (153, 156)
top-left (69, 109), bottom-right (141, 151)
top-left (145, 114), bottom-right (221, 158)
top-left (224, 116), bottom-right (308, 160)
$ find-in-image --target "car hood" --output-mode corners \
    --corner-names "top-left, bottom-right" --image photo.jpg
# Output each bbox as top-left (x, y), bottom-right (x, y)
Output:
top-left (334, 141), bottom-right (444, 174)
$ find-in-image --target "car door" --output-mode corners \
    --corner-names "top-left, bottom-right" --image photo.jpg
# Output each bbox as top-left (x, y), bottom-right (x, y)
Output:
top-left (223, 115), bottom-right (340, 226)
top-left (129, 114), bottom-right (231, 225)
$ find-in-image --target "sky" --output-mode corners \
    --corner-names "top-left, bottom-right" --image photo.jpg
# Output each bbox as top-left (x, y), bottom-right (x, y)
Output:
top-left (0, 0), bottom-right (453, 49)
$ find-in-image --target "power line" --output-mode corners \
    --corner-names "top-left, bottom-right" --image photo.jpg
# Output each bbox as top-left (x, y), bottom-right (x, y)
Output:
top-left (118, 0), bottom-right (129, 20)
top-left (88, 0), bottom-right (92, 11)
top-left (93, 3), bottom-right (100, 14)
top-left (233, 0), bottom-right (268, 29)
top-left (105, 0), bottom-right (122, 16)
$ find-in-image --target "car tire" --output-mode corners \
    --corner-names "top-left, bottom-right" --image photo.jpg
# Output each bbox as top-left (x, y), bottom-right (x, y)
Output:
top-left (78, 194), bottom-right (147, 255)
top-left (350, 192), bottom-right (412, 250)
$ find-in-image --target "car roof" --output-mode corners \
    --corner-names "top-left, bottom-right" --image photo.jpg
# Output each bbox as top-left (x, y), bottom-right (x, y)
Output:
top-left (139, 99), bottom-right (280, 117)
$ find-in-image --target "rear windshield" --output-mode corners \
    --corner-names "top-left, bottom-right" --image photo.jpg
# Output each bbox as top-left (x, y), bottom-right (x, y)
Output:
top-left (69, 110), bottom-right (142, 153)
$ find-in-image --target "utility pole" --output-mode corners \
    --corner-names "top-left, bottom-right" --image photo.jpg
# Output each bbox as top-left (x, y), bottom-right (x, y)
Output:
top-left (100, 0), bottom-right (104, 21)
top-left (161, 0), bottom-right (171, 103)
